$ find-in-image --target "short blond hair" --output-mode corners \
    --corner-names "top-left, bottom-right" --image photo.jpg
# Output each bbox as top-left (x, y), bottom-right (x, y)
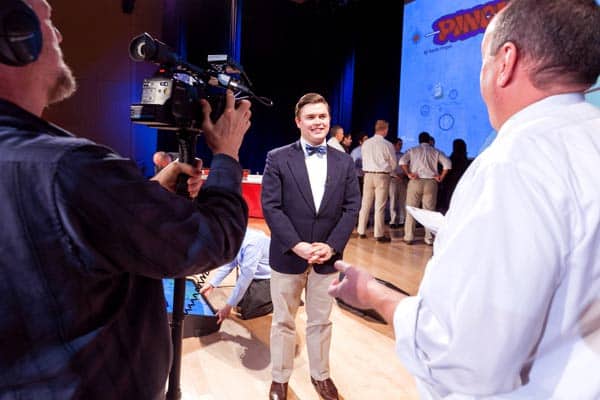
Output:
top-left (374, 120), bottom-right (389, 132)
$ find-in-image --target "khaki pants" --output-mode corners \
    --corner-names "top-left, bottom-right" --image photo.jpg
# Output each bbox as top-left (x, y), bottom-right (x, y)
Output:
top-left (357, 173), bottom-right (391, 238)
top-left (270, 267), bottom-right (337, 383)
top-left (389, 176), bottom-right (407, 224)
top-left (404, 178), bottom-right (438, 242)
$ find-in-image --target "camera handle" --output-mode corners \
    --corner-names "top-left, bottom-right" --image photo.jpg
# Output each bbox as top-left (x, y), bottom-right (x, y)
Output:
top-left (166, 128), bottom-right (198, 400)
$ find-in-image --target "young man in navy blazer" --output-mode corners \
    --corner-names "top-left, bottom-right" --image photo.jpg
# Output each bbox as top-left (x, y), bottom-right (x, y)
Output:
top-left (261, 93), bottom-right (360, 400)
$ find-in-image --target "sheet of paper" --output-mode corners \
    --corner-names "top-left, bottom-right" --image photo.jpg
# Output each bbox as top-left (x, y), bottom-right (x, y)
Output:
top-left (405, 206), bottom-right (445, 234)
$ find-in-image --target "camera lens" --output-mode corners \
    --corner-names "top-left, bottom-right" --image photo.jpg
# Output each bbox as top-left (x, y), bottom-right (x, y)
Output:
top-left (129, 33), bottom-right (155, 62)
top-left (135, 42), bottom-right (147, 58)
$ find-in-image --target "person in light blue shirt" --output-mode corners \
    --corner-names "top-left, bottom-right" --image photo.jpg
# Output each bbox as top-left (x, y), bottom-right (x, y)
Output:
top-left (200, 227), bottom-right (272, 322)
top-left (350, 132), bottom-right (369, 196)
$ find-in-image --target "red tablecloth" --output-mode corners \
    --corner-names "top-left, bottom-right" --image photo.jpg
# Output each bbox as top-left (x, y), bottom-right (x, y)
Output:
top-left (241, 181), bottom-right (263, 218)
top-left (200, 175), bottom-right (263, 218)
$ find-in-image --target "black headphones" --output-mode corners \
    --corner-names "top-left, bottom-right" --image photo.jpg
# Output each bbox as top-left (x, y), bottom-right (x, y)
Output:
top-left (0, 0), bottom-right (42, 66)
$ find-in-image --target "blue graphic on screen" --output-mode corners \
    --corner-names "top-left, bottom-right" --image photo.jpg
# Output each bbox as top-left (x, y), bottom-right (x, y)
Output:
top-left (163, 279), bottom-right (215, 316)
top-left (587, 80), bottom-right (600, 105)
top-left (398, 0), bottom-right (507, 157)
top-left (586, 1), bottom-right (600, 107)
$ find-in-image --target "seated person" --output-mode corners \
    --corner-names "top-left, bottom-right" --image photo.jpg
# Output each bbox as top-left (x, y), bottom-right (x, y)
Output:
top-left (200, 227), bottom-right (272, 322)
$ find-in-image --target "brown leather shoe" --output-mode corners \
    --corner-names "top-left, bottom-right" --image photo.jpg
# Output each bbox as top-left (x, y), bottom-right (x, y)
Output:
top-left (269, 381), bottom-right (288, 400)
top-left (310, 377), bottom-right (339, 400)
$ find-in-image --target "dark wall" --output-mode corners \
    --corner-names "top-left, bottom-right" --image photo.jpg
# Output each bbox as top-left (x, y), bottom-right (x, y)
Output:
top-left (43, 0), bottom-right (402, 176)
top-left (239, 0), bottom-right (403, 173)
top-left (239, 0), bottom-right (353, 173)
top-left (156, 0), bottom-right (403, 174)
top-left (351, 1), bottom-right (403, 138)
top-left (44, 0), bottom-right (163, 176)
top-left (155, 0), bottom-right (233, 170)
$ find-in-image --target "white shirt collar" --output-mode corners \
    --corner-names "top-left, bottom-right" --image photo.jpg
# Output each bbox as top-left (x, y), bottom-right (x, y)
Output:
top-left (499, 93), bottom-right (585, 138)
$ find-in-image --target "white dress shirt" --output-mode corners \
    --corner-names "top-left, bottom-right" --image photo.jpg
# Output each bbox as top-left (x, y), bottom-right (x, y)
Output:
top-left (361, 134), bottom-right (397, 173)
top-left (300, 137), bottom-right (328, 212)
top-left (393, 94), bottom-right (600, 399)
top-left (327, 136), bottom-right (345, 152)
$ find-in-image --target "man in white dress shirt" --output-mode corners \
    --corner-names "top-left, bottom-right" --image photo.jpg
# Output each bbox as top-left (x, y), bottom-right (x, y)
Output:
top-left (329, 0), bottom-right (600, 398)
top-left (399, 131), bottom-right (451, 245)
top-left (327, 124), bottom-right (345, 152)
top-left (356, 119), bottom-right (397, 242)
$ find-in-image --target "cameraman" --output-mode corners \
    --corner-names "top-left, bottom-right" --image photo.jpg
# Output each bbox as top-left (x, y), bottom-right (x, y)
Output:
top-left (0, 0), bottom-right (252, 399)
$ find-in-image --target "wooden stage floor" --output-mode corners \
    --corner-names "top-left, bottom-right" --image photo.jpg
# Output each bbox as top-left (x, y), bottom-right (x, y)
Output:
top-left (177, 218), bottom-right (433, 400)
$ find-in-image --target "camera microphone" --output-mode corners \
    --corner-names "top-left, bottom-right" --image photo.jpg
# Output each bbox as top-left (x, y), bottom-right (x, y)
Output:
top-left (129, 32), bottom-right (180, 65)
top-left (129, 32), bottom-right (274, 130)
top-left (129, 32), bottom-right (207, 78)
top-left (129, 33), bottom-right (253, 94)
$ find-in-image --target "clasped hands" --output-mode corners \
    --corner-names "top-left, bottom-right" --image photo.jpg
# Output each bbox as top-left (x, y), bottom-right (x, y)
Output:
top-left (293, 241), bottom-right (335, 264)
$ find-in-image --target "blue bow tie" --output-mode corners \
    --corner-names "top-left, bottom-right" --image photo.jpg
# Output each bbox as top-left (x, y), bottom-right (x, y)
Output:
top-left (305, 144), bottom-right (326, 156)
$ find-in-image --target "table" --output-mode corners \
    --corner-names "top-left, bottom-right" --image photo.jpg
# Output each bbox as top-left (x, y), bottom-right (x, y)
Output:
top-left (241, 175), bottom-right (263, 218)
top-left (200, 173), bottom-right (264, 219)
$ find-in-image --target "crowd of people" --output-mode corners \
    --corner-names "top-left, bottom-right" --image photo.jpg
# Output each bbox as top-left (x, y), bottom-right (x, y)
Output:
top-left (337, 126), bottom-right (459, 245)
top-left (2, 0), bottom-right (599, 399)
top-left (319, 118), bottom-right (472, 247)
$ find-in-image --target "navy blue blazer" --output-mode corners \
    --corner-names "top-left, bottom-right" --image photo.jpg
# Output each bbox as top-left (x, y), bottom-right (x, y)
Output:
top-left (261, 140), bottom-right (360, 274)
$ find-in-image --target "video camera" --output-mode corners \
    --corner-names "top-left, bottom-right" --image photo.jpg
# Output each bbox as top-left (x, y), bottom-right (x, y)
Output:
top-left (128, 32), bottom-right (271, 131)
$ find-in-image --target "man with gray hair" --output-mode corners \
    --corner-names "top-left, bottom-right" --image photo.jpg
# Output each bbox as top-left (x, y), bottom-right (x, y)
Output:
top-left (327, 124), bottom-right (345, 152)
top-left (330, 0), bottom-right (600, 398)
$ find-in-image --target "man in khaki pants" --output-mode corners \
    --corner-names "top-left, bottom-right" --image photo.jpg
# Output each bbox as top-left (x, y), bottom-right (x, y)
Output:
top-left (261, 93), bottom-right (360, 400)
top-left (356, 120), bottom-right (397, 242)
top-left (400, 131), bottom-right (451, 245)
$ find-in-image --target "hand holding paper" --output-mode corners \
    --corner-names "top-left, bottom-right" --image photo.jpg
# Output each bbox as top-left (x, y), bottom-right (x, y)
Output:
top-left (405, 206), bottom-right (445, 234)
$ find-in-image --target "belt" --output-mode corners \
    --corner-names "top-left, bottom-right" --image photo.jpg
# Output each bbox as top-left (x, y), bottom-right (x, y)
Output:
top-left (364, 171), bottom-right (389, 174)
